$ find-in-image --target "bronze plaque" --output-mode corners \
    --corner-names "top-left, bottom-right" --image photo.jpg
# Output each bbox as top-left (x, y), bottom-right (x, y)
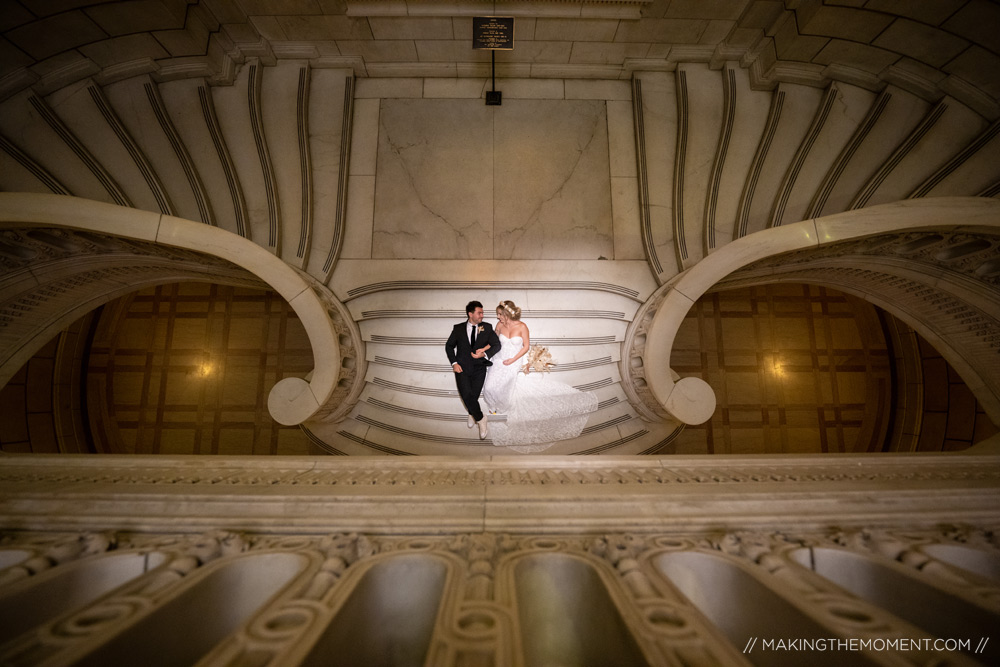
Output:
top-left (473, 16), bottom-right (514, 50)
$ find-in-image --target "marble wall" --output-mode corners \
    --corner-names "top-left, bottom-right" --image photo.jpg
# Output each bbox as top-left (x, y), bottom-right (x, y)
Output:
top-left (350, 79), bottom-right (636, 261)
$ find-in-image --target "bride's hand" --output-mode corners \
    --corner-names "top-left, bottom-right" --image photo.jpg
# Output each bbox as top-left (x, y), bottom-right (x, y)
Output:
top-left (503, 359), bottom-right (513, 366)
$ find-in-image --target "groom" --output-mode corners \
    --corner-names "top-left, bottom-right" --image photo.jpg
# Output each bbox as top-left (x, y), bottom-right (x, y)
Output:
top-left (446, 301), bottom-right (501, 439)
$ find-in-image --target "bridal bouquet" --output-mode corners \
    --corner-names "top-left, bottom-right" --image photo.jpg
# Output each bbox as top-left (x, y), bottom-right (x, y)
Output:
top-left (521, 344), bottom-right (554, 374)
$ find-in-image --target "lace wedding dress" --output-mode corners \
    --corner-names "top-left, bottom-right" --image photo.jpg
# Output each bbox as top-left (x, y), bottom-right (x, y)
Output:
top-left (482, 334), bottom-right (599, 453)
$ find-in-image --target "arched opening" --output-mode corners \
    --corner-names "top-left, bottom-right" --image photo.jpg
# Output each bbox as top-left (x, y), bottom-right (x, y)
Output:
top-left (655, 550), bottom-right (881, 667)
top-left (0, 551), bottom-right (168, 645)
top-left (300, 554), bottom-right (449, 667)
top-left (70, 552), bottom-right (308, 667)
top-left (513, 553), bottom-right (650, 667)
top-left (788, 547), bottom-right (1000, 663)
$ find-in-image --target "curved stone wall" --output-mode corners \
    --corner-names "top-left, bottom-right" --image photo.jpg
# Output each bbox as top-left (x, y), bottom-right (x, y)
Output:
top-left (0, 193), bottom-right (354, 426)
top-left (634, 198), bottom-right (1000, 425)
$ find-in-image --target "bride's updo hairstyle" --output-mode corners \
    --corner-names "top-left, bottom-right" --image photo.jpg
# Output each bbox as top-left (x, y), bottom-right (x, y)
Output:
top-left (497, 300), bottom-right (521, 321)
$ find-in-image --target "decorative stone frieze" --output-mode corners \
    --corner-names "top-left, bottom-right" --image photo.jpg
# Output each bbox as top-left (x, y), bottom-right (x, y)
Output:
top-left (1, 522), bottom-right (997, 666)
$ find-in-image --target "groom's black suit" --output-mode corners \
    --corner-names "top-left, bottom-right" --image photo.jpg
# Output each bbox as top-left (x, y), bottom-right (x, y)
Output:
top-left (446, 320), bottom-right (501, 422)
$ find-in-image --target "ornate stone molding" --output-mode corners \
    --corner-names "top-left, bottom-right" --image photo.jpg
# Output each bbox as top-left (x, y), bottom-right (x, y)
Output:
top-left (2, 451), bottom-right (999, 535)
top-left (636, 198), bottom-right (1000, 426)
top-left (1, 524), bottom-right (997, 666)
top-left (0, 194), bottom-right (343, 426)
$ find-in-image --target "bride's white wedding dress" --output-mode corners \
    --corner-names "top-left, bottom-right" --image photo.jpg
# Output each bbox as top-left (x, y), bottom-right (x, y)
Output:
top-left (482, 334), bottom-right (599, 453)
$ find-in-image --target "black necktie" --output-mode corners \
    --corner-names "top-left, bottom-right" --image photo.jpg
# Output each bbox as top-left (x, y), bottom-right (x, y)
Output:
top-left (470, 325), bottom-right (476, 349)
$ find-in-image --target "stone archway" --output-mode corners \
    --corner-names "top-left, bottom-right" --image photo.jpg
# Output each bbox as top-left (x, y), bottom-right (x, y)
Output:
top-left (624, 197), bottom-right (1000, 425)
top-left (0, 193), bottom-right (361, 426)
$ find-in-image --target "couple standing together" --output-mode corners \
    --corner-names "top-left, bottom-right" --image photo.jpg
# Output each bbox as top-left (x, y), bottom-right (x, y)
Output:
top-left (445, 300), bottom-right (598, 452)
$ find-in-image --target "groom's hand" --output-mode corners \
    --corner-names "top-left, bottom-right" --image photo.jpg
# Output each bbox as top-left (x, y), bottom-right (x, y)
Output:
top-left (452, 362), bottom-right (462, 373)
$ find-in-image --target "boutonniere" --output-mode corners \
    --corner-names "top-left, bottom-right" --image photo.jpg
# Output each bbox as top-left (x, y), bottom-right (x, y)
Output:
top-left (476, 325), bottom-right (484, 335)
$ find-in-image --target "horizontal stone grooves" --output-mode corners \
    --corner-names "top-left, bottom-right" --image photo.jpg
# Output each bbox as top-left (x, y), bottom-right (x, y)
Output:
top-left (337, 430), bottom-right (415, 456)
top-left (575, 378), bottom-right (614, 391)
top-left (354, 415), bottom-right (490, 445)
top-left (371, 377), bottom-right (459, 397)
top-left (370, 335), bottom-right (617, 346)
top-left (360, 309), bottom-right (627, 320)
top-left (572, 429), bottom-right (647, 455)
top-left (361, 397), bottom-right (617, 422)
top-left (372, 356), bottom-right (614, 372)
top-left (636, 425), bottom-right (686, 455)
top-left (370, 376), bottom-right (615, 396)
top-left (301, 426), bottom-right (347, 455)
top-left (580, 414), bottom-right (630, 435)
top-left (346, 281), bottom-right (640, 300)
top-left (354, 412), bottom-right (627, 447)
top-left (364, 397), bottom-right (508, 422)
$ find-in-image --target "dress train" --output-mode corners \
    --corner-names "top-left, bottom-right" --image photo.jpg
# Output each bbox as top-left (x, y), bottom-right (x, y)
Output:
top-left (483, 334), bottom-right (598, 453)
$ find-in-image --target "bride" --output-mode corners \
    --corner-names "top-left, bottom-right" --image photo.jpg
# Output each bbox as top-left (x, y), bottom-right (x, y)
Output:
top-left (482, 300), bottom-right (598, 452)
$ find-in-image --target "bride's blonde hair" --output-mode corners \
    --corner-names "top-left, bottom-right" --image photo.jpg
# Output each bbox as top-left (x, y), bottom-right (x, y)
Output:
top-left (497, 300), bottom-right (521, 321)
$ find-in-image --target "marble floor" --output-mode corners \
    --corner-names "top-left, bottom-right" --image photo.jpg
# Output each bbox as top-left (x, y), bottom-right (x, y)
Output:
top-left (86, 283), bottom-right (315, 455)
top-left (669, 284), bottom-right (892, 454)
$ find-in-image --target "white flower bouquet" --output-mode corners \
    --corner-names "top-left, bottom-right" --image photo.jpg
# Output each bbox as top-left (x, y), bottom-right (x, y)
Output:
top-left (521, 344), bottom-right (554, 374)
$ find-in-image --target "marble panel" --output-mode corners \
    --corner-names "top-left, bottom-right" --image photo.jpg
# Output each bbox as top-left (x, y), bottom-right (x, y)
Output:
top-left (79, 33), bottom-right (169, 66)
top-left (101, 77), bottom-right (202, 224)
top-left (373, 99), bottom-right (493, 259)
top-left (773, 16), bottom-right (829, 62)
top-left (422, 78), bottom-right (488, 99)
top-left (634, 71), bottom-right (679, 278)
top-left (155, 79), bottom-right (239, 233)
top-left (676, 62), bottom-right (722, 266)
top-left (335, 40), bottom-right (419, 63)
top-left (741, 83), bottom-right (824, 236)
top-left (699, 20), bottom-right (737, 44)
top-left (262, 62), bottom-right (309, 264)
top-left (943, 47), bottom-right (1000, 102)
top-left (494, 99), bottom-right (613, 259)
top-left (350, 98), bottom-right (381, 176)
top-left (874, 19), bottom-right (968, 69)
top-left (569, 41), bottom-right (649, 65)
top-left (496, 40), bottom-right (572, 64)
top-left (862, 103), bottom-right (986, 208)
top-left (531, 64), bottom-right (626, 80)
top-left (775, 83), bottom-right (876, 227)
top-left (306, 68), bottom-right (350, 272)
top-left (366, 62), bottom-right (457, 78)
top-left (368, 17), bottom-right (454, 39)
top-left (5, 11), bottom-right (105, 61)
top-left (565, 80), bottom-right (632, 101)
top-left (943, 1), bottom-right (1000, 54)
top-left (867, 0), bottom-right (964, 26)
top-left (812, 40), bottom-right (900, 75)
top-left (45, 81), bottom-right (164, 215)
top-left (533, 18), bottom-right (620, 41)
top-left (495, 78), bottom-right (565, 99)
top-left (796, 5), bottom-right (892, 42)
top-left (209, 68), bottom-right (272, 245)
top-left (274, 15), bottom-right (373, 41)
top-left (611, 177), bottom-right (643, 260)
top-left (339, 176), bottom-right (376, 260)
top-left (614, 18), bottom-right (706, 44)
top-left (709, 64), bottom-right (770, 250)
top-left (606, 100), bottom-right (636, 179)
top-left (354, 78), bottom-right (423, 99)
top-left (415, 40), bottom-right (492, 63)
